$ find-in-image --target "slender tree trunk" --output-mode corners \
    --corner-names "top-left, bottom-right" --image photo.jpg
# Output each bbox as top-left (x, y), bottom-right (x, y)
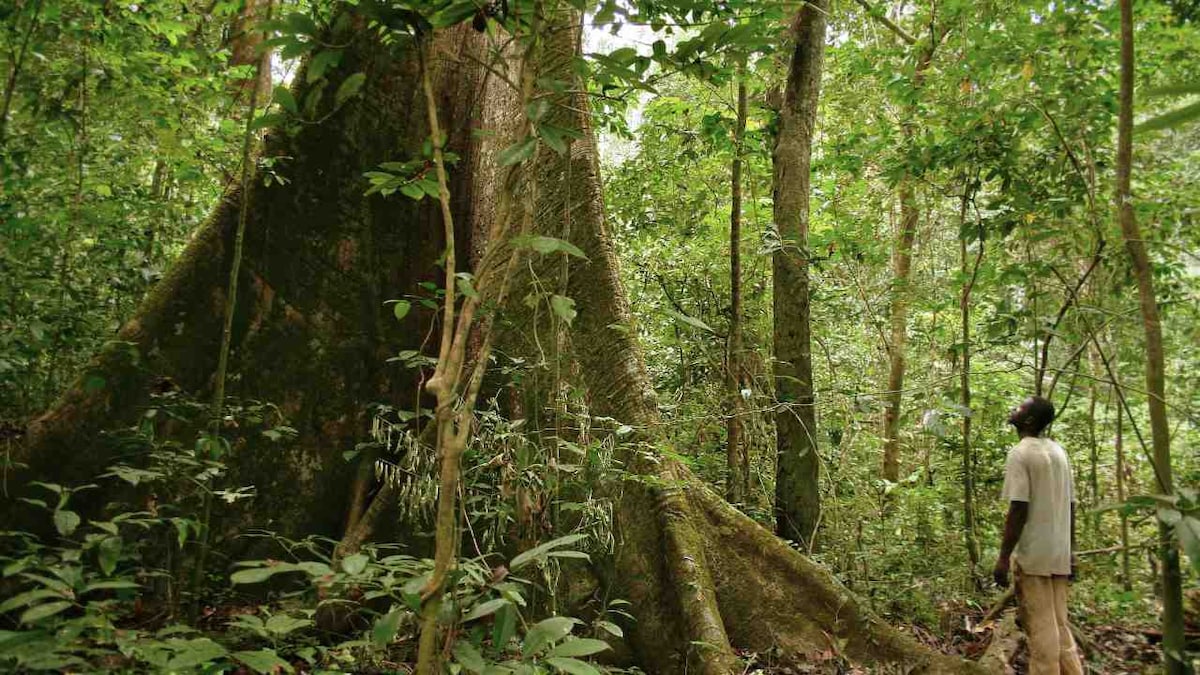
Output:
top-left (726, 76), bottom-right (748, 503)
top-left (1114, 380), bottom-right (1133, 591)
top-left (1115, 2), bottom-right (1186, 670)
top-left (772, 0), bottom-right (827, 550)
top-left (958, 188), bottom-right (981, 577)
top-left (881, 47), bottom-right (936, 483)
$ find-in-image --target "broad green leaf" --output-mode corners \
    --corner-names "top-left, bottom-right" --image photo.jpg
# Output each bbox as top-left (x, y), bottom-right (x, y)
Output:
top-left (392, 300), bottom-right (412, 321)
top-left (550, 295), bottom-right (576, 325)
top-left (265, 613), bottom-right (311, 636)
top-left (341, 552), bottom-right (369, 575)
top-left (546, 638), bottom-right (610, 658)
top-left (307, 49), bottom-right (342, 83)
top-left (97, 535), bottom-right (121, 576)
top-left (372, 608), bottom-right (404, 646)
top-left (53, 509), bottom-right (80, 537)
top-left (335, 73), bottom-right (367, 107)
top-left (545, 657), bottom-right (602, 675)
top-left (234, 649), bottom-right (293, 674)
top-left (511, 235), bottom-right (587, 259)
top-left (498, 137), bottom-right (537, 166)
top-left (510, 533), bottom-right (588, 570)
top-left (274, 85), bottom-right (297, 114)
top-left (1135, 100), bottom-right (1200, 134)
top-left (665, 308), bottom-right (715, 333)
top-left (463, 597), bottom-right (509, 621)
top-left (230, 563), bottom-right (298, 584)
top-left (0, 589), bottom-right (65, 613)
top-left (453, 640), bottom-right (486, 673)
top-left (19, 601), bottom-right (72, 624)
top-left (1177, 515), bottom-right (1200, 575)
top-left (521, 616), bottom-right (578, 656)
top-left (82, 580), bottom-right (140, 592)
top-left (432, 1), bottom-right (478, 28)
top-left (166, 638), bottom-right (227, 669)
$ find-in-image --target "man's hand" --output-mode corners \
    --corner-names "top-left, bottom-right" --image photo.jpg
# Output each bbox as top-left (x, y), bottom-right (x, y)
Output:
top-left (993, 556), bottom-right (1011, 589)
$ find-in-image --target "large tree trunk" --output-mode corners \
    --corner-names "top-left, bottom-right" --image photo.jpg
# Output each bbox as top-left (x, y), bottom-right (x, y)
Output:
top-left (16, 22), bottom-right (492, 542)
top-left (772, 0), bottom-right (825, 551)
top-left (16, 8), bottom-right (990, 674)
top-left (1114, 2), bottom-right (1187, 671)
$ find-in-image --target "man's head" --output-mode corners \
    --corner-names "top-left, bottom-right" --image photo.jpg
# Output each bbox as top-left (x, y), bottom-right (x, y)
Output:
top-left (1008, 396), bottom-right (1055, 437)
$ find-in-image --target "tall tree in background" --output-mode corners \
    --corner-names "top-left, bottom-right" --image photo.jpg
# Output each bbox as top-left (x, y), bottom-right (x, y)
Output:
top-left (773, 0), bottom-right (827, 549)
top-left (1115, 1), bottom-right (1187, 670)
top-left (855, 0), bottom-right (944, 482)
top-left (727, 75), bottom-right (748, 503)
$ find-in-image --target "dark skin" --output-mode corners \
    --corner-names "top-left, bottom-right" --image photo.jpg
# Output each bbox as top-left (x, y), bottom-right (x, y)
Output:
top-left (992, 398), bottom-right (1078, 588)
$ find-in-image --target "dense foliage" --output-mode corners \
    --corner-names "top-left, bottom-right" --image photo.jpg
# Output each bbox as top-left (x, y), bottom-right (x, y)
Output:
top-left (1, 0), bottom-right (1197, 671)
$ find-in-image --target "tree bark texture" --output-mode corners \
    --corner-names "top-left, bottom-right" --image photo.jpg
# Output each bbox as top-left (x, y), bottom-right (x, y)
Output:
top-left (726, 76), bottom-right (748, 504)
top-left (772, 1), bottom-right (826, 550)
top-left (17, 8), bottom-right (991, 674)
top-left (1115, 2), bottom-right (1187, 671)
top-left (18, 22), bottom-right (492, 544)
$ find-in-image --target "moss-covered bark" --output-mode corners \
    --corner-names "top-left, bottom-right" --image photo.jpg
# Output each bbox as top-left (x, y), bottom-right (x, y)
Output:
top-left (17, 22), bottom-right (491, 543)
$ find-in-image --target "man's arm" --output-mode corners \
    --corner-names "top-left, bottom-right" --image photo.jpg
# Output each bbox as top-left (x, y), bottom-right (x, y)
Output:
top-left (1070, 502), bottom-right (1077, 580)
top-left (992, 500), bottom-right (1029, 588)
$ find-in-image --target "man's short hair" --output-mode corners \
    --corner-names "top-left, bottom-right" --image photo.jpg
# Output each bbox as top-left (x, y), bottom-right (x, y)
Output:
top-left (1022, 396), bottom-right (1056, 435)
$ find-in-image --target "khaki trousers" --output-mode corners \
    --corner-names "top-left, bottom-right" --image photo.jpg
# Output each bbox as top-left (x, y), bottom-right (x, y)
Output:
top-left (1016, 566), bottom-right (1084, 675)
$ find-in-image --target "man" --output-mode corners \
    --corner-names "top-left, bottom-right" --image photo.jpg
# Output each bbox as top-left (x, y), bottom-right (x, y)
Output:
top-left (992, 396), bottom-right (1083, 675)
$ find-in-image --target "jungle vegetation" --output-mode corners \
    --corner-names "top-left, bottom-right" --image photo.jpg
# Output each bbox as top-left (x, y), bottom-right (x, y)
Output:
top-left (0, 0), bottom-right (1198, 672)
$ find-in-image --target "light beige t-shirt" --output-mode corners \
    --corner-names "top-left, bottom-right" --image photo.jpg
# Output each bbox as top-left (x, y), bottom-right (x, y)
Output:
top-left (1001, 436), bottom-right (1076, 576)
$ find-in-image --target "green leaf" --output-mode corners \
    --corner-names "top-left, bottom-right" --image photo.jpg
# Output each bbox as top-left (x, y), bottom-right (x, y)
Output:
top-left (521, 616), bottom-right (578, 656)
top-left (431, 1), bottom-right (478, 28)
top-left (545, 657), bottom-right (602, 675)
top-left (97, 536), bottom-right (121, 576)
top-left (230, 563), bottom-right (298, 584)
top-left (1135, 100), bottom-right (1200, 134)
top-left (251, 113), bottom-right (286, 130)
top-left (546, 638), bottom-right (610, 658)
top-left (400, 183), bottom-right (425, 200)
top-left (341, 552), bottom-right (369, 575)
top-left (392, 300), bottom-right (412, 321)
top-left (0, 589), bottom-right (65, 613)
top-left (53, 510), bottom-right (80, 537)
top-left (463, 597), bottom-right (509, 621)
top-left (234, 649), bottom-right (293, 674)
top-left (265, 614), bottom-right (311, 636)
top-left (550, 295), bottom-right (576, 325)
top-left (453, 640), bottom-right (486, 673)
top-left (83, 580), bottom-right (140, 592)
top-left (307, 50), bottom-right (342, 83)
top-left (372, 608), bottom-right (404, 646)
top-left (335, 73), bottom-right (367, 107)
top-left (274, 85), bottom-right (298, 114)
top-left (19, 601), bottom-right (72, 624)
top-left (511, 235), bottom-right (587, 259)
top-left (166, 638), bottom-right (228, 669)
top-left (511, 534), bottom-right (588, 570)
top-left (498, 137), bottom-right (537, 166)
top-left (595, 620), bottom-right (623, 638)
top-left (665, 308), bottom-right (715, 333)
top-left (456, 273), bottom-right (479, 300)
top-left (1176, 515), bottom-right (1200, 575)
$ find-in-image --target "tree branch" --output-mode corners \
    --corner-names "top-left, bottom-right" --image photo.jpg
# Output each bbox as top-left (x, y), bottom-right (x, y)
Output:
top-left (853, 0), bottom-right (917, 46)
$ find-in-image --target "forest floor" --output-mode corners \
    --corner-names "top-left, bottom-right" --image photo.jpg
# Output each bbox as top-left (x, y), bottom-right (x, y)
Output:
top-left (730, 607), bottom-right (1170, 674)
